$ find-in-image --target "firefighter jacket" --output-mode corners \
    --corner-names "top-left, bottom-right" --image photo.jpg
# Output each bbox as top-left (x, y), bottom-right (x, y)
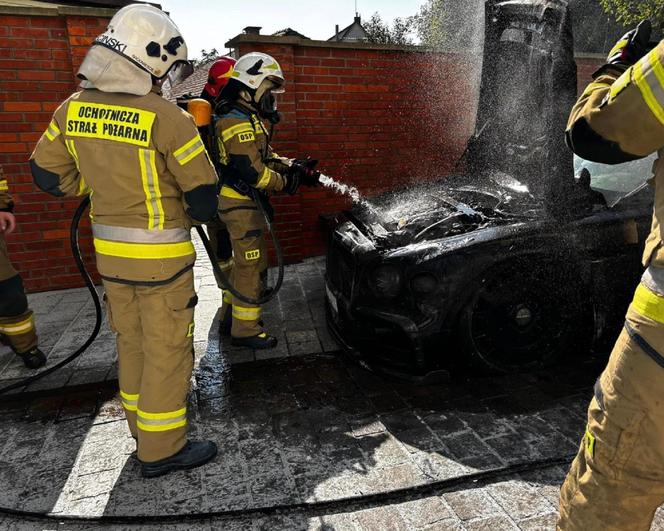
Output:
top-left (567, 39), bottom-right (664, 269)
top-left (0, 165), bottom-right (12, 212)
top-left (30, 88), bottom-right (219, 284)
top-left (215, 104), bottom-right (291, 202)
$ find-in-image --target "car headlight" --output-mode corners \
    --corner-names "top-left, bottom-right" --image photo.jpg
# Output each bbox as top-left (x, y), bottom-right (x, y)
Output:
top-left (410, 272), bottom-right (438, 295)
top-left (368, 264), bottom-right (402, 299)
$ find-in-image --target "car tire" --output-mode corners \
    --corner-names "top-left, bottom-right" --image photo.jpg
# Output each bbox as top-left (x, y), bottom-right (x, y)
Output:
top-left (456, 259), bottom-right (592, 373)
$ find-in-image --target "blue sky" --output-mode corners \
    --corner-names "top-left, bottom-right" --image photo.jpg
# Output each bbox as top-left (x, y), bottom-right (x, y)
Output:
top-left (160, 0), bottom-right (427, 59)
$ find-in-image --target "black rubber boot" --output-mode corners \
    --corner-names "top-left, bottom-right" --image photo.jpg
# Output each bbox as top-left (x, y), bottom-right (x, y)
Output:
top-left (18, 348), bottom-right (47, 369)
top-left (140, 440), bottom-right (218, 478)
top-left (232, 333), bottom-right (278, 350)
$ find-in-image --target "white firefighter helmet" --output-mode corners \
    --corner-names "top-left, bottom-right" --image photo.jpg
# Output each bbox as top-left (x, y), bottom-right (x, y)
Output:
top-left (79, 3), bottom-right (192, 95)
top-left (232, 52), bottom-right (285, 94)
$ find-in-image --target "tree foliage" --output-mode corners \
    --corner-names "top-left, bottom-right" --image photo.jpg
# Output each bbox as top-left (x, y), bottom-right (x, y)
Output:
top-left (364, 12), bottom-right (414, 45)
top-left (192, 48), bottom-right (221, 68)
top-left (598, 0), bottom-right (664, 28)
top-left (412, 0), bottom-right (484, 51)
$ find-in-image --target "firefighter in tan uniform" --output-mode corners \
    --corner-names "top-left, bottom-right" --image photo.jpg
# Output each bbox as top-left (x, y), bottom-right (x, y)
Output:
top-left (30, 4), bottom-right (218, 478)
top-left (215, 53), bottom-right (319, 349)
top-left (558, 21), bottom-right (664, 530)
top-left (0, 166), bottom-right (46, 369)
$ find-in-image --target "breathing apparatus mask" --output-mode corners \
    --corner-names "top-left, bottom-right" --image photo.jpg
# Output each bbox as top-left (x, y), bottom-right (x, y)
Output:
top-left (248, 78), bottom-right (284, 125)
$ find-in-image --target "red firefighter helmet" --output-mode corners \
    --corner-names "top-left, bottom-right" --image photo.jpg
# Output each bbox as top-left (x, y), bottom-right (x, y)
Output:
top-left (203, 56), bottom-right (237, 99)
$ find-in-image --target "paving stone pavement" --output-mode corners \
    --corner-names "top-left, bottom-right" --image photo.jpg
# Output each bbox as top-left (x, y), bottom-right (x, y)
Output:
top-left (3, 348), bottom-right (664, 529)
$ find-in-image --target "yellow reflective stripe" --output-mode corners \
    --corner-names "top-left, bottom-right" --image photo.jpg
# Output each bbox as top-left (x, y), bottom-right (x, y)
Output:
top-left (608, 39), bottom-right (628, 59)
top-left (173, 136), bottom-right (199, 157)
top-left (138, 407), bottom-right (186, 420)
top-left (585, 426), bottom-right (595, 458)
top-left (138, 149), bottom-right (164, 230)
top-left (222, 291), bottom-right (232, 304)
top-left (0, 180), bottom-right (7, 192)
top-left (77, 175), bottom-right (89, 197)
top-left (220, 185), bottom-right (251, 200)
top-left (232, 305), bottom-right (261, 321)
top-left (66, 139), bottom-right (80, 169)
top-left (221, 124), bottom-right (254, 142)
top-left (180, 143), bottom-right (205, 165)
top-left (0, 315), bottom-right (35, 336)
top-left (138, 419), bottom-right (187, 432)
top-left (45, 120), bottom-right (61, 141)
top-left (609, 71), bottom-right (631, 102)
top-left (120, 390), bottom-right (139, 401)
top-left (631, 283), bottom-right (664, 324)
top-left (93, 238), bottom-right (195, 259)
top-left (255, 167), bottom-right (272, 189)
top-left (120, 390), bottom-right (139, 411)
top-left (219, 258), bottom-right (234, 272)
top-left (634, 51), bottom-right (664, 125)
top-left (174, 136), bottom-right (206, 165)
top-left (250, 115), bottom-right (267, 135)
top-left (137, 407), bottom-right (187, 432)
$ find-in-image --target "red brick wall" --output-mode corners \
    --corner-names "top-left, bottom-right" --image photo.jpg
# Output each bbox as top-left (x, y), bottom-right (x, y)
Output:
top-left (0, 13), bottom-right (110, 292)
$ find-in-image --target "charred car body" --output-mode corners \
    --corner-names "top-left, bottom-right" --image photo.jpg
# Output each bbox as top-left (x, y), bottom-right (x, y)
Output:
top-left (325, 0), bottom-right (654, 377)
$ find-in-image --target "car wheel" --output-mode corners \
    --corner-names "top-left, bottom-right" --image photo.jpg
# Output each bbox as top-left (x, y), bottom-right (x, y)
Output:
top-left (457, 259), bottom-right (591, 373)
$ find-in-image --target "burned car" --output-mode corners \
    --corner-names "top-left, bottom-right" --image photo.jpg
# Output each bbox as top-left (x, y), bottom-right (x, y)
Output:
top-left (325, 0), bottom-right (654, 377)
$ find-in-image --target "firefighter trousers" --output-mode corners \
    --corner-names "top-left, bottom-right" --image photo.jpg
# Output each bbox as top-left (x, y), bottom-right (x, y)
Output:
top-left (207, 217), bottom-right (234, 288)
top-left (0, 235), bottom-right (37, 355)
top-left (558, 285), bottom-right (664, 531)
top-left (103, 269), bottom-right (197, 463)
top-left (218, 197), bottom-right (268, 338)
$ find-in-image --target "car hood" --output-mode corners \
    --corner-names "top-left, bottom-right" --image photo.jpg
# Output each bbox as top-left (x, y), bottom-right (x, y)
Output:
top-left (467, 0), bottom-right (577, 199)
top-left (344, 0), bottom-right (578, 249)
top-left (349, 173), bottom-right (543, 249)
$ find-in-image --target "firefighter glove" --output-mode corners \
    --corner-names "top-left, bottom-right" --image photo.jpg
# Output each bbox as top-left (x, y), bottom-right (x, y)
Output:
top-left (291, 158), bottom-right (321, 187)
top-left (607, 20), bottom-right (652, 67)
top-left (283, 171), bottom-right (300, 195)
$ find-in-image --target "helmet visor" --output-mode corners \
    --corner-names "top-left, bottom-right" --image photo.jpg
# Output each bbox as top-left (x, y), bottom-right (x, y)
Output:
top-left (166, 60), bottom-right (194, 86)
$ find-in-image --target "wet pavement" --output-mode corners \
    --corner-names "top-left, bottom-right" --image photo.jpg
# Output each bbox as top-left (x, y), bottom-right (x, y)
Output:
top-left (2, 246), bottom-right (664, 529)
top-left (2, 351), bottom-right (594, 530)
top-left (4, 337), bottom-right (655, 529)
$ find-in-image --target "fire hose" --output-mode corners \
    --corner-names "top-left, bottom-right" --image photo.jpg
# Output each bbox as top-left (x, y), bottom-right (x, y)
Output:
top-left (195, 188), bottom-right (285, 306)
